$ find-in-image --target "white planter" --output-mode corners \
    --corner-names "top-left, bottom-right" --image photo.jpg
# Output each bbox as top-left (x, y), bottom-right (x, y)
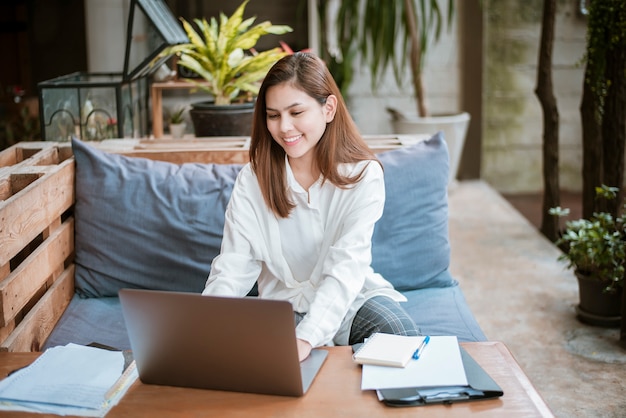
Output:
top-left (169, 122), bottom-right (186, 139)
top-left (391, 112), bottom-right (471, 188)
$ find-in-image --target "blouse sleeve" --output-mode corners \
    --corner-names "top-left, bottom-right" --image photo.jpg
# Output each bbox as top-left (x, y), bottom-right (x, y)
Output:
top-left (202, 165), bottom-right (263, 297)
top-left (295, 161), bottom-right (386, 347)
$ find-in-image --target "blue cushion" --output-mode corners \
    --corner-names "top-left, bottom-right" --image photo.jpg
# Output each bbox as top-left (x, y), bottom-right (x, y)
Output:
top-left (401, 280), bottom-right (487, 342)
top-left (372, 132), bottom-right (453, 290)
top-left (72, 138), bottom-right (243, 297)
top-left (43, 295), bottom-right (130, 350)
top-left (72, 132), bottom-right (450, 297)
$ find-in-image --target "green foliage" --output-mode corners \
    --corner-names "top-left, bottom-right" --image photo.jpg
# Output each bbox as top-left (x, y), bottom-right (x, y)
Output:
top-left (552, 185), bottom-right (625, 292)
top-left (168, 106), bottom-right (187, 124)
top-left (583, 0), bottom-right (626, 121)
top-left (319, 0), bottom-right (453, 98)
top-left (163, 0), bottom-right (292, 105)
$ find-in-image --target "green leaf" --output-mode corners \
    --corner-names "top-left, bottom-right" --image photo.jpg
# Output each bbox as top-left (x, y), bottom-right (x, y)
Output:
top-left (168, 0), bottom-right (292, 105)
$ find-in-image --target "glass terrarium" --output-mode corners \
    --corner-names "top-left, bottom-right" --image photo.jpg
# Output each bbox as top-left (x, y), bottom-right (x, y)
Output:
top-left (37, 0), bottom-right (188, 141)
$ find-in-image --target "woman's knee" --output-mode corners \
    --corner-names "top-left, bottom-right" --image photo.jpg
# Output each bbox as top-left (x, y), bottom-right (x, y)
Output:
top-left (349, 296), bottom-right (420, 344)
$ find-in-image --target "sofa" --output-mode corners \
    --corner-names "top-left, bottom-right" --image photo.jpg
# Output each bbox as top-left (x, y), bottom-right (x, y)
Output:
top-left (0, 132), bottom-right (485, 352)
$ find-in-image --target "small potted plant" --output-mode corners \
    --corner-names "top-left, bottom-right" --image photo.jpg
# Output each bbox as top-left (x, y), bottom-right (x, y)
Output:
top-left (168, 106), bottom-right (187, 139)
top-left (161, 0), bottom-right (292, 137)
top-left (550, 185), bottom-right (625, 327)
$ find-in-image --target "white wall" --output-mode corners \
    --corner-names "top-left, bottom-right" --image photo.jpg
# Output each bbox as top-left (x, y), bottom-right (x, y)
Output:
top-left (344, 1), bottom-right (462, 135)
top-left (84, 0), bottom-right (129, 73)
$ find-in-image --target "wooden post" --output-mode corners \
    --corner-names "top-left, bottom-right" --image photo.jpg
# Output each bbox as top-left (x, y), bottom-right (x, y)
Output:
top-left (621, 284), bottom-right (626, 347)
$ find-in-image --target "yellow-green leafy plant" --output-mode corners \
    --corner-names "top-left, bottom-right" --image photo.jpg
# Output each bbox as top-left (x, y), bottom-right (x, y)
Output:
top-left (163, 0), bottom-right (292, 105)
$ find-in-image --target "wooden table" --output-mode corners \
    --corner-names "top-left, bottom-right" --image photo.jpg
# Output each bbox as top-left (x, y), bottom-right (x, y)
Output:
top-left (0, 342), bottom-right (553, 417)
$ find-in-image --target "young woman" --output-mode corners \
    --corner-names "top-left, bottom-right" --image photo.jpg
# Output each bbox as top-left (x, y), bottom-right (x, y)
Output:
top-left (202, 52), bottom-right (419, 361)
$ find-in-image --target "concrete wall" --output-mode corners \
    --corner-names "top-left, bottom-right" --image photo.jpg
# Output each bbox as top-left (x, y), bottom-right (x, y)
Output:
top-left (481, 0), bottom-right (587, 194)
top-left (346, 0), bottom-right (589, 194)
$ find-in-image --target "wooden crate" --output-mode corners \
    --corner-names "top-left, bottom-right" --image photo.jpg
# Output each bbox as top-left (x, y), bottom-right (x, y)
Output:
top-left (0, 142), bottom-right (75, 351)
top-left (85, 134), bottom-right (413, 164)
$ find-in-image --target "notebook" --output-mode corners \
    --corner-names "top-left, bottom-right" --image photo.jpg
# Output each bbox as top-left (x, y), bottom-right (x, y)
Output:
top-left (352, 333), bottom-right (426, 367)
top-left (118, 288), bottom-right (328, 397)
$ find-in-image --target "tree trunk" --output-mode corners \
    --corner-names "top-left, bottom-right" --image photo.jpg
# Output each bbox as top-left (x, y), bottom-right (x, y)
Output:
top-left (601, 35), bottom-right (626, 218)
top-left (535, 0), bottom-right (560, 241)
top-left (579, 64), bottom-right (603, 219)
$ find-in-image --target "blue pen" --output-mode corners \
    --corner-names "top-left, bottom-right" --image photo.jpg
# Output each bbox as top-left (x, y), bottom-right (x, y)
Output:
top-left (412, 335), bottom-right (431, 360)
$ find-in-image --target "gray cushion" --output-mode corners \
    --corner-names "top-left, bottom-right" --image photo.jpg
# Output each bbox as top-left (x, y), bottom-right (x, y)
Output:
top-left (72, 138), bottom-right (243, 297)
top-left (43, 295), bottom-right (130, 350)
top-left (43, 279), bottom-right (485, 351)
top-left (401, 279), bottom-right (487, 342)
top-left (72, 132), bottom-right (451, 297)
top-left (371, 132), bottom-right (453, 290)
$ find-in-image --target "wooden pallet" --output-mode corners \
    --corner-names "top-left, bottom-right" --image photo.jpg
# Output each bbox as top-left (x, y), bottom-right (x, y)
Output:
top-left (0, 142), bottom-right (75, 351)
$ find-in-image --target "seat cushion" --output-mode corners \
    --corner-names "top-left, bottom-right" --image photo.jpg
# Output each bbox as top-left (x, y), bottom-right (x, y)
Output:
top-left (371, 132), bottom-right (453, 291)
top-left (43, 295), bottom-right (130, 350)
top-left (401, 277), bottom-right (487, 342)
top-left (43, 279), bottom-right (485, 350)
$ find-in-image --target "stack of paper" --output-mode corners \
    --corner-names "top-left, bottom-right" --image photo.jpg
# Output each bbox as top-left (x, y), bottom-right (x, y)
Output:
top-left (0, 343), bottom-right (138, 417)
top-left (360, 335), bottom-right (468, 390)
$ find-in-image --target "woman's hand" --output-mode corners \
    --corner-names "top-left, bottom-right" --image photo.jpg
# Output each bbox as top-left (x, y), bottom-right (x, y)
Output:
top-left (296, 338), bottom-right (313, 362)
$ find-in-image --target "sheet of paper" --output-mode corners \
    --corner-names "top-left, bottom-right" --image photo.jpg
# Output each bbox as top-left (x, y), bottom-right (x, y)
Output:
top-left (0, 343), bottom-right (132, 416)
top-left (361, 336), bottom-right (468, 390)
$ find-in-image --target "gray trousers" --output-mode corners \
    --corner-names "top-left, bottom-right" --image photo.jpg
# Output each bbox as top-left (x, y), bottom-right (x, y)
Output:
top-left (295, 295), bottom-right (420, 346)
top-left (348, 296), bottom-right (420, 345)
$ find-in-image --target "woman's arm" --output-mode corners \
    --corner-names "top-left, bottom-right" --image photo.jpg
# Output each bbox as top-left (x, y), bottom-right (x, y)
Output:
top-left (202, 166), bottom-right (264, 296)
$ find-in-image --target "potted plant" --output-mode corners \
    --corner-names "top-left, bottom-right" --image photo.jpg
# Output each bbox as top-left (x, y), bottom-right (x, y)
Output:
top-left (550, 185), bottom-right (625, 327)
top-left (319, 0), bottom-right (468, 186)
top-left (162, 0), bottom-right (292, 137)
top-left (168, 106), bottom-right (187, 139)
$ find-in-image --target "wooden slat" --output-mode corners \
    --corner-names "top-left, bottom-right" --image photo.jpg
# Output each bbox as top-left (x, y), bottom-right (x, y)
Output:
top-left (91, 135), bottom-right (417, 164)
top-left (0, 142), bottom-right (67, 176)
top-left (0, 264), bottom-right (75, 352)
top-left (0, 219), bottom-right (74, 327)
top-left (92, 137), bottom-right (251, 164)
top-left (117, 149), bottom-right (250, 164)
top-left (0, 319), bottom-right (16, 346)
top-left (0, 158), bottom-right (75, 265)
top-left (0, 146), bottom-right (19, 168)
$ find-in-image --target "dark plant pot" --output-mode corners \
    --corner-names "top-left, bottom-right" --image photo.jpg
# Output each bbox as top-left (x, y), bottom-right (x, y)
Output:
top-left (575, 271), bottom-right (622, 327)
top-left (189, 101), bottom-right (255, 137)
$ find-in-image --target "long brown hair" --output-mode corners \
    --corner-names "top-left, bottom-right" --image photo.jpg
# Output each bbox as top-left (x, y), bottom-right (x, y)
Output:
top-left (250, 52), bottom-right (378, 218)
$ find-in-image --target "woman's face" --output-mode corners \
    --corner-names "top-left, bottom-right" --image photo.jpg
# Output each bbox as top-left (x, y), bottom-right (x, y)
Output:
top-left (265, 83), bottom-right (336, 164)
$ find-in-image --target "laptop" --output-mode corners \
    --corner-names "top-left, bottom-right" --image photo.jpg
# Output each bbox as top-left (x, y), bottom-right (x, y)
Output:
top-left (118, 288), bottom-right (328, 397)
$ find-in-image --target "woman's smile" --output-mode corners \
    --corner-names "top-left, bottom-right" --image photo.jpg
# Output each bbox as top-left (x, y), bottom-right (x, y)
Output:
top-left (283, 134), bottom-right (303, 145)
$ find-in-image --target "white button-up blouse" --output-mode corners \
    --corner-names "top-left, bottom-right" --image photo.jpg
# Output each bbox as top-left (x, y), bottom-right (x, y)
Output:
top-left (202, 158), bottom-right (405, 347)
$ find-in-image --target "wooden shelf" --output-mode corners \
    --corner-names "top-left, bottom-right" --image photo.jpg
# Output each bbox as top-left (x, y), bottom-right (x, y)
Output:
top-left (150, 80), bottom-right (210, 138)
